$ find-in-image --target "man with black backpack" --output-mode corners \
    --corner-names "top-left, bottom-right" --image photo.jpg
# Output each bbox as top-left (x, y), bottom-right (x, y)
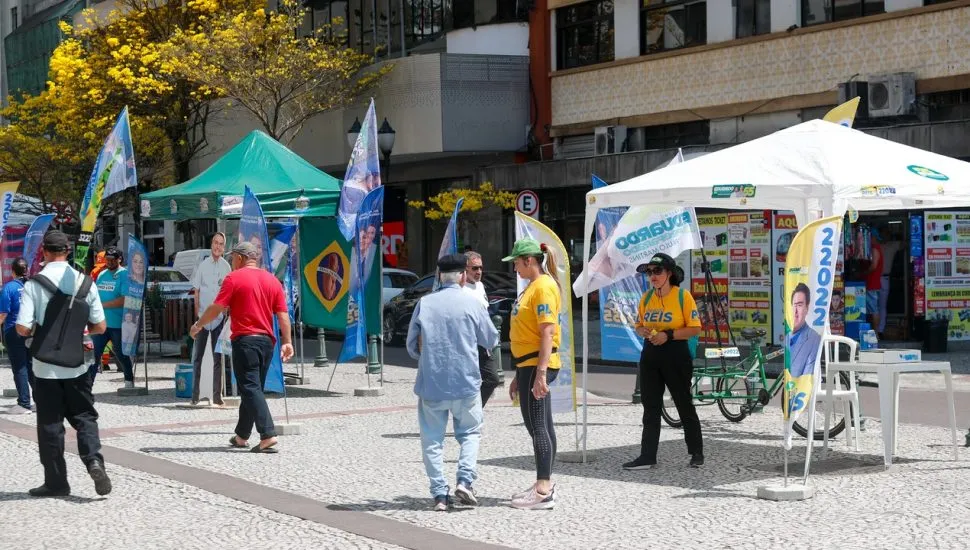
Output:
top-left (15, 231), bottom-right (112, 497)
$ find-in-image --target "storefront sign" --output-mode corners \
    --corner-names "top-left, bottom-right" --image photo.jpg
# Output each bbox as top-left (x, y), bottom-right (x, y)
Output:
top-left (712, 184), bottom-right (756, 199)
top-left (727, 211), bottom-right (772, 340)
top-left (382, 221), bottom-right (405, 267)
top-left (924, 212), bottom-right (970, 339)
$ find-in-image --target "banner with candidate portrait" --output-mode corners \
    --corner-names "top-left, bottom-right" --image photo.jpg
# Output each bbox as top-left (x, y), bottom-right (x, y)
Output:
top-left (75, 107), bottom-right (137, 269)
top-left (782, 215), bottom-right (843, 449)
top-left (23, 213), bottom-right (54, 276)
top-left (337, 99), bottom-right (382, 242)
top-left (573, 204), bottom-right (702, 298)
top-left (121, 236), bottom-right (148, 357)
top-left (239, 186), bottom-right (284, 393)
top-left (514, 211), bottom-right (576, 414)
top-left (339, 186), bottom-right (384, 363)
top-left (299, 218), bottom-right (382, 333)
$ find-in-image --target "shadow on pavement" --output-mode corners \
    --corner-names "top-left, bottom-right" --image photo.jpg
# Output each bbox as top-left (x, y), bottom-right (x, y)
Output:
top-left (275, 387), bottom-right (346, 398)
top-left (94, 388), bottom-right (178, 406)
top-left (327, 495), bottom-right (509, 512)
top-left (0, 491), bottom-right (104, 503)
top-left (139, 446), bottom-right (240, 454)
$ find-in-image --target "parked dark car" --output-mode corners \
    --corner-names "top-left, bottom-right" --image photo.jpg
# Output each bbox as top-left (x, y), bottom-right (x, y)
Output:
top-left (382, 272), bottom-right (517, 346)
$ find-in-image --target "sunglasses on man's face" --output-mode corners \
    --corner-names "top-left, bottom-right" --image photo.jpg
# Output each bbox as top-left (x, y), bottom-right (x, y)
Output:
top-left (467, 266), bottom-right (483, 271)
top-left (644, 267), bottom-right (664, 276)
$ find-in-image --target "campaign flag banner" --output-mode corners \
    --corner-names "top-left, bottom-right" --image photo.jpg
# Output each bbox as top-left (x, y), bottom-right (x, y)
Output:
top-left (239, 186), bottom-right (283, 393)
top-left (75, 107), bottom-right (137, 269)
top-left (513, 211), bottom-right (576, 414)
top-left (121, 236), bottom-right (148, 357)
top-left (337, 99), bottom-right (382, 242)
top-left (433, 198), bottom-right (463, 291)
top-left (268, 222), bottom-right (298, 321)
top-left (823, 97), bottom-right (861, 128)
top-left (0, 181), bottom-right (19, 246)
top-left (299, 217), bottom-right (381, 332)
top-left (574, 205), bottom-right (701, 297)
top-left (782, 215), bottom-right (843, 449)
top-left (0, 224), bottom-right (27, 283)
top-left (24, 213), bottom-right (54, 275)
top-left (339, 187), bottom-right (384, 363)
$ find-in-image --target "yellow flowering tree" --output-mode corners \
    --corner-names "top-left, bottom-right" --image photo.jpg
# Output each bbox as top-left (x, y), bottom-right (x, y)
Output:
top-left (163, 0), bottom-right (390, 145)
top-left (408, 183), bottom-right (517, 220)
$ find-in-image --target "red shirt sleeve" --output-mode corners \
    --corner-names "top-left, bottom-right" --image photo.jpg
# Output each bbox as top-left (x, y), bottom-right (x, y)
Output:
top-left (213, 272), bottom-right (234, 308)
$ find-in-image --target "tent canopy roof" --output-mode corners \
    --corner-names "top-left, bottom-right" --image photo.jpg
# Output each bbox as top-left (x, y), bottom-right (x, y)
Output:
top-left (141, 130), bottom-right (341, 219)
top-left (587, 120), bottom-right (970, 221)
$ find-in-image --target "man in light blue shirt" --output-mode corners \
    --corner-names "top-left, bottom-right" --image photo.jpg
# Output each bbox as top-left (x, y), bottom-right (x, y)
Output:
top-left (407, 254), bottom-right (499, 511)
top-left (89, 246), bottom-right (134, 387)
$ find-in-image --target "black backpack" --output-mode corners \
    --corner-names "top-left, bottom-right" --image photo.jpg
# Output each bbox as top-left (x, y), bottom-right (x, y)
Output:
top-left (28, 273), bottom-right (93, 368)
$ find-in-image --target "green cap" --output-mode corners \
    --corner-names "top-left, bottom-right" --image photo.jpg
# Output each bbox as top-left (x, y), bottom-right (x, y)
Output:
top-left (502, 238), bottom-right (543, 262)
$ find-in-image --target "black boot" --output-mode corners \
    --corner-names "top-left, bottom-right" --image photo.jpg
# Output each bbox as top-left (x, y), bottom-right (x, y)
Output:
top-left (28, 485), bottom-right (70, 497)
top-left (88, 460), bottom-right (112, 496)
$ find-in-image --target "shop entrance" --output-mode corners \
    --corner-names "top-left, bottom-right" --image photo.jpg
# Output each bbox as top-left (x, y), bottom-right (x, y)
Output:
top-left (845, 213), bottom-right (910, 341)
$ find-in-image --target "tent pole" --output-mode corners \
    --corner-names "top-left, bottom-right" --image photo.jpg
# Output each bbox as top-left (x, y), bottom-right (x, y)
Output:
top-left (581, 208), bottom-right (596, 464)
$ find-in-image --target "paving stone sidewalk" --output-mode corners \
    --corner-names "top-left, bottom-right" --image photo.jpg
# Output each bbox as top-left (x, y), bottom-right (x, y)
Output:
top-left (2, 361), bottom-right (970, 549)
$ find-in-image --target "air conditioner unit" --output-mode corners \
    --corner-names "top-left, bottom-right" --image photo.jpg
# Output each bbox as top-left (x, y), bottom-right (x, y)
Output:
top-left (594, 125), bottom-right (627, 156)
top-left (838, 80), bottom-right (869, 121)
top-left (867, 72), bottom-right (916, 118)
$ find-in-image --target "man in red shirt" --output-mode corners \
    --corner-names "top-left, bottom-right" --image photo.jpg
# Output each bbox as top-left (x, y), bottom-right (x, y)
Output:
top-left (191, 241), bottom-right (293, 453)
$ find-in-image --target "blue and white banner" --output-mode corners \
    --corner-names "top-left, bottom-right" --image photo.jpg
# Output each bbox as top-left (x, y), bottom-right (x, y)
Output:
top-left (239, 186), bottom-right (284, 393)
top-left (336, 99), bottom-right (382, 242)
top-left (23, 213), bottom-right (54, 275)
top-left (339, 186), bottom-right (385, 363)
top-left (268, 221), bottom-right (298, 322)
top-left (433, 197), bottom-right (463, 291)
top-left (121, 236), bottom-right (148, 357)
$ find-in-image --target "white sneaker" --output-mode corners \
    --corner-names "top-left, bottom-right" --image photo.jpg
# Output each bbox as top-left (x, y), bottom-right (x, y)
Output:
top-left (454, 483), bottom-right (478, 506)
top-left (4, 404), bottom-right (33, 415)
top-left (511, 484), bottom-right (535, 501)
top-left (124, 381), bottom-right (135, 389)
top-left (510, 486), bottom-right (555, 510)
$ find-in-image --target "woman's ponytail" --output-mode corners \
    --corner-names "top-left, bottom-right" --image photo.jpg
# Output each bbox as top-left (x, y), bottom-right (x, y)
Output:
top-left (538, 243), bottom-right (561, 291)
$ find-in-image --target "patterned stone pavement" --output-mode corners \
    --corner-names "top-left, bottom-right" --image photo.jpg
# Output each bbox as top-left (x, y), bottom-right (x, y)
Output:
top-left (2, 360), bottom-right (970, 549)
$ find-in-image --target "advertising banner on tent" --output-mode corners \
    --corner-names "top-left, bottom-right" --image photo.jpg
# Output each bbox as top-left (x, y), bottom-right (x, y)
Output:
top-left (76, 107), bottom-right (137, 269)
top-left (121, 236), bottom-right (148, 357)
top-left (299, 217), bottom-right (381, 332)
top-left (339, 187), bottom-right (384, 363)
top-left (782, 215), bottom-right (843, 449)
top-left (924, 211), bottom-right (970, 339)
top-left (692, 214), bottom-right (729, 344)
top-left (337, 99), bottom-right (382, 242)
top-left (514, 211), bottom-right (576, 414)
top-left (239, 186), bottom-right (284, 393)
top-left (726, 212), bottom-right (772, 341)
top-left (574, 204), bottom-right (701, 297)
top-left (24, 213), bottom-right (54, 275)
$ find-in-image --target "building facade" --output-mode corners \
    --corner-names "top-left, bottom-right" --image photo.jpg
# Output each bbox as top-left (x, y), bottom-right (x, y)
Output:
top-left (476, 0), bottom-right (970, 343)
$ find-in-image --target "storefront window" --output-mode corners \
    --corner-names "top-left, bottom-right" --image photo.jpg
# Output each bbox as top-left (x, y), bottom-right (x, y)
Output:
top-left (556, 0), bottom-right (615, 70)
top-left (801, 0), bottom-right (885, 27)
top-left (640, 0), bottom-right (706, 55)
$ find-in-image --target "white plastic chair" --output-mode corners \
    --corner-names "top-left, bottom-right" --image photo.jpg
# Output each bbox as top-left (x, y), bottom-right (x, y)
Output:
top-left (819, 334), bottom-right (862, 451)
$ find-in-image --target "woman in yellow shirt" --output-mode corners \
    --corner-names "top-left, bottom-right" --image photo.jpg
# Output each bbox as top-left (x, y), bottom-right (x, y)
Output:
top-left (623, 253), bottom-right (704, 470)
top-left (504, 238), bottom-right (561, 510)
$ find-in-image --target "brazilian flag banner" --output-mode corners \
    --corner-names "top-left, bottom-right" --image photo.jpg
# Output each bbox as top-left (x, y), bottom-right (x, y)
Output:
top-left (299, 217), bottom-right (381, 334)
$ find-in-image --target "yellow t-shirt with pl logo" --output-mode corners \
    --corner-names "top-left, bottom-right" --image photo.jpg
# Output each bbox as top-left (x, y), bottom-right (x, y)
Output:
top-left (510, 274), bottom-right (562, 368)
top-left (637, 286), bottom-right (702, 332)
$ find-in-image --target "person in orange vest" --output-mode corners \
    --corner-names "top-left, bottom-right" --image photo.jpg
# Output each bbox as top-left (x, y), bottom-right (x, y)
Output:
top-left (91, 250), bottom-right (108, 281)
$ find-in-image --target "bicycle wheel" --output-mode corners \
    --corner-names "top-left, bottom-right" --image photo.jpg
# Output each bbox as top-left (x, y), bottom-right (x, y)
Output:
top-left (716, 376), bottom-right (752, 423)
top-left (661, 388), bottom-right (683, 428)
top-left (792, 371), bottom-right (851, 440)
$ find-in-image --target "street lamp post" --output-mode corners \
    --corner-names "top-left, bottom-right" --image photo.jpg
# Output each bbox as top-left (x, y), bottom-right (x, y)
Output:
top-left (366, 118), bottom-right (395, 376)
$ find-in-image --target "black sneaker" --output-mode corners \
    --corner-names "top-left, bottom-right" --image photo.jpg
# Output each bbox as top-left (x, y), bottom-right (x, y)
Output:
top-left (28, 485), bottom-right (70, 497)
top-left (689, 454), bottom-right (705, 468)
top-left (88, 460), bottom-right (112, 496)
top-left (433, 495), bottom-right (450, 511)
top-left (622, 457), bottom-right (656, 470)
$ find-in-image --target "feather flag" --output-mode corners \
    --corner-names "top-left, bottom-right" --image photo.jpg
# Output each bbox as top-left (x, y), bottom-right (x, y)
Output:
top-left (337, 100), bottom-right (382, 242)
top-left (823, 97), bottom-right (861, 128)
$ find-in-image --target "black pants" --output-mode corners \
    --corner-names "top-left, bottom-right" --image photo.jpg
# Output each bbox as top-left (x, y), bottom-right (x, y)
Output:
top-left (517, 367), bottom-right (558, 480)
top-left (479, 346), bottom-right (500, 406)
top-left (34, 375), bottom-right (103, 491)
top-left (192, 320), bottom-right (225, 403)
top-left (232, 335), bottom-right (277, 440)
top-left (639, 340), bottom-right (703, 462)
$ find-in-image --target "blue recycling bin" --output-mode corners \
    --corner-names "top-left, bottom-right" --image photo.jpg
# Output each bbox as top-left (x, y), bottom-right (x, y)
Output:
top-left (175, 364), bottom-right (194, 398)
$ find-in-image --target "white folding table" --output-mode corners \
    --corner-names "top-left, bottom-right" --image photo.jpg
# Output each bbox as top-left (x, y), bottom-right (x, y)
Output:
top-left (821, 360), bottom-right (959, 468)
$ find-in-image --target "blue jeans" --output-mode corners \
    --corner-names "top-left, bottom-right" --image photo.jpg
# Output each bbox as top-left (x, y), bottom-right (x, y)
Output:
top-left (89, 327), bottom-right (134, 382)
top-left (418, 395), bottom-right (483, 498)
top-left (5, 327), bottom-right (33, 409)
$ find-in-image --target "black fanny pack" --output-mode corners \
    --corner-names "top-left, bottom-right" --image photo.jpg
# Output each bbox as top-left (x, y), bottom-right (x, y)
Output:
top-left (512, 347), bottom-right (559, 367)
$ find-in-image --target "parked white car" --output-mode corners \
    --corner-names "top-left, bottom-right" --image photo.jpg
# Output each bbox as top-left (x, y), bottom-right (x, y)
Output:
top-left (383, 268), bottom-right (418, 305)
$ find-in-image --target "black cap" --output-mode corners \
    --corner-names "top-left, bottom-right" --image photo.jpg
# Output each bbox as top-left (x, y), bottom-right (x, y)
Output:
top-left (437, 254), bottom-right (466, 273)
top-left (104, 246), bottom-right (122, 260)
top-left (43, 230), bottom-right (69, 252)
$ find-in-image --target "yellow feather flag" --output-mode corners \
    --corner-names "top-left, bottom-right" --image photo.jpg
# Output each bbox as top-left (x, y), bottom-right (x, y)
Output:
top-left (0, 181), bottom-right (20, 244)
top-left (823, 97), bottom-right (861, 128)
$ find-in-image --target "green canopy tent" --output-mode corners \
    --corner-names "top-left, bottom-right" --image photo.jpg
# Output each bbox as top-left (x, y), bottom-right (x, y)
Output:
top-left (140, 130), bottom-right (340, 220)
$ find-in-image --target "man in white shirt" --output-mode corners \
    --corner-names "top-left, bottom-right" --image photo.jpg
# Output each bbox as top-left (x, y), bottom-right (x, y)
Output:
top-left (464, 251), bottom-right (500, 405)
top-left (190, 232), bottom-right (232, 406)
top-left (17, 231), bottom-right (111, 497)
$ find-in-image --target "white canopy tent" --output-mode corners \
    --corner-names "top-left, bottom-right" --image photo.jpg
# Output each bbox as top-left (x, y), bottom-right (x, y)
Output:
top-left (577, 119), bottom-right (970, 458)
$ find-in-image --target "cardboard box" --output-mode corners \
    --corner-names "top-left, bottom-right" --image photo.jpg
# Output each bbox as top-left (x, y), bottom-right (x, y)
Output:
top-left (858, 349), bottom-right (922, 364)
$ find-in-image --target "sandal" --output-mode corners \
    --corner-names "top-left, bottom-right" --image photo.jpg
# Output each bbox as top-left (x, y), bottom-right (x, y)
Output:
top-left (229, 436), bottom-right (249, 448)
top-left (250, 442), bottom-right (279, 454)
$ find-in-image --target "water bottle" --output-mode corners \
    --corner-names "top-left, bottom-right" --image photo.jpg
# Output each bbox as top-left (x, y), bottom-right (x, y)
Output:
top-left (862, 329), bottom-right (879, 350)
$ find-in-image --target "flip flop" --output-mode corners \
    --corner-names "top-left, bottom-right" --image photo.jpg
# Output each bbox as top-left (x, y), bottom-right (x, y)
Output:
top-left (229, 436), bottom-right (249, 448)
top-left (250, 443), bottom-right (279, 454)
